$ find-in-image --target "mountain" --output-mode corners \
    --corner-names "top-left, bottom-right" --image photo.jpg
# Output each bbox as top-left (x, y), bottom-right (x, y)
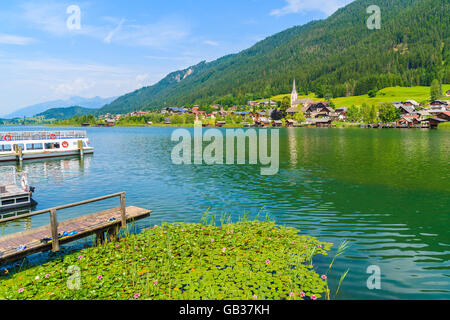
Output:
top-left (101, 0), bottom-right (449, 114)
top-left (36, 106), bottom-right (98, 120)
top-left (4, 96), bottom-right (116, 119)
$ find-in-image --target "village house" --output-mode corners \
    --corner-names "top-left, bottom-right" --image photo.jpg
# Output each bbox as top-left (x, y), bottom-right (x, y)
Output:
top-left (105, 119), bottom-right (116, 127)
top-left (307, 118), bottom-right (333, 128)
top-left (254, 117), bottom-right (271, 128)
top-left (436, 112), bottom-right (450, 122)
top-left (285, 119), bottom-right (298, 127)
top-left (258, 100), bottom-right (277, 108)
top-left (421, 117), bottom-right (447, 129)
top-left (335, 107), bottom-right (348, 120)
top-left (397, 114), bottom-right (420, 127)
top-left (248, 101), bottom-right (259, 107)
top-left (215, 120), bottom-right (226, 127)
top-left (303, 102), bottom-right (335, 118)
top-left (427, 101), bottom-right (450, 114)
top-left (416, 110), bottom-right (431, 120)
top-left (272, 120), bottom-right (283, 127)
top-left (130, 111), bottom-right (149, 117)
top-left (396, 104), bottom-right (416, 114)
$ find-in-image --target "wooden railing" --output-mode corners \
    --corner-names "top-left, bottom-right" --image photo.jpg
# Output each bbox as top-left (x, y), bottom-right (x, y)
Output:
top-left (0, 192), bottom-right (126, 252)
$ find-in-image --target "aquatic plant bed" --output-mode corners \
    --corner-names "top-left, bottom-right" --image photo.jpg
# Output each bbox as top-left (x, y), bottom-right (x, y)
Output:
top-left (0, 220), bottom-right (332, 300)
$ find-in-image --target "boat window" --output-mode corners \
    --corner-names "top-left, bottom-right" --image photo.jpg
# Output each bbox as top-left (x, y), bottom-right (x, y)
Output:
top-left (13, 144), bottom-right (25, 151)
top-left (45, 143), bottom-right (60, 149)
top-left (26, 143), bottom-right (44, 150)
top-left (0, 144), bottom-right (12, 152)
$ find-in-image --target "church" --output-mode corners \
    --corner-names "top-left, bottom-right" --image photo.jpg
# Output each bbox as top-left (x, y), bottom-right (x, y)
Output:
top-left (289, 79), bottom-right (313, 111)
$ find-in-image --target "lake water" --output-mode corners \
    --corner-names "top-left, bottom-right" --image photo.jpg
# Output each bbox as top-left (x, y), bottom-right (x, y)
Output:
top-left (1, 125), bottom-right (449, 300)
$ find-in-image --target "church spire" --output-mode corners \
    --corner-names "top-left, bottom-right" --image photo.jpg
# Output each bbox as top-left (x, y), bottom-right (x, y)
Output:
top-left (291, 79), bottom-right (298, 108)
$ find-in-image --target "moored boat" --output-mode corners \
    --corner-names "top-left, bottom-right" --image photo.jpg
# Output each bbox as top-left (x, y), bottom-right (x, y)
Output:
top-left (0, 167), bottom-right (36, 212)
top-left (0, 130), bottom-right (93, 162)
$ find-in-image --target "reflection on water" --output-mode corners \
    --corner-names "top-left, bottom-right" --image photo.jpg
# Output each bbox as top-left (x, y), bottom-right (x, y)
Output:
top-left (0, 208), bottom-right (33, 236)
top-left (0, 125), bottom-right (449, 300)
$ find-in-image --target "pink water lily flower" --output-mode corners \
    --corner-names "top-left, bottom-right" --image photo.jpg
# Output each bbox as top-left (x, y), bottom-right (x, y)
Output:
top-left (153, 280), bottom-right (158, 286)
top-left (97, 275), bottom-right (103, 280)
top-left (289, 292), bottom-right (295, 297)
top-left (222, 248), bottom-right (226, 253)
top-left (210, 238), bottom-right (215, 242)
top-left (321, 275), bottom-right (327, 280)
top-left (300, 291), bottom-right (305, 297)
top-left (18, 288), bottom-right (24, 293)
top-left (317, 244), bottom-right (322, 248)
top-left (311, 295), bottom-right (317, 300)
top-left (78, 255), bottom-right (83, 260)
top-left (134, 293), bottom-right (140, 299)
top-left (45, 274), bottom-right (50, 278)
top-left (265, 260), bottom-right (270, 264)
top-left (253, 295), bottom-right (258, 299)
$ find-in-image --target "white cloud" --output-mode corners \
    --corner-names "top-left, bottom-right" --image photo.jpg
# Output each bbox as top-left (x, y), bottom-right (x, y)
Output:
top-left (104, 19), bottom-right (125, 44)
top-left (0, 34), bottom-right (36, 45)
top-left (0, 57), bottom-right (163, 113)
top-left (110, 20), bottom-right (190, 48)
top-left (19, 2), bottom-right (190, 49)
top-left (51, 77), bottom-right (96, 96)
top-left (204, 40), bottom-right (219, 46)
top-left (270, 0), bottom-right (354, 17)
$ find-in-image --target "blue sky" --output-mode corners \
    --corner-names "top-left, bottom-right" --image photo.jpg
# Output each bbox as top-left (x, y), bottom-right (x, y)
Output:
top-left (0, 0), bottom-right (353, 115)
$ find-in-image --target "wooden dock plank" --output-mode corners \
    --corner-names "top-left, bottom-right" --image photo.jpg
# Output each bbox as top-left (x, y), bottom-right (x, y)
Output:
top-left (0, 206), bottom-right (151, 264)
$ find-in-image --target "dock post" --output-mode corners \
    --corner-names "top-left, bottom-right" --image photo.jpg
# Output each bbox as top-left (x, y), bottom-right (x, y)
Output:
top-left (50, 209), bottom-right (60, 252)
top-left (77, 140), bottom-right (84, 157)
top-left (120, 193), bottom-right (126, 229)
top-left (15, 145), bottom-right (23, 165)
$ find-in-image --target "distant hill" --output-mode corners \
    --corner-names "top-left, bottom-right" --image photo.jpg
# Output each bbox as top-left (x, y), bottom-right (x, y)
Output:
top-left (101, 0), bottom-right (449, 114)
top-left (36, 106), bottom-right (98, 120)
top-left (4, 96), bottom-right (116, 119)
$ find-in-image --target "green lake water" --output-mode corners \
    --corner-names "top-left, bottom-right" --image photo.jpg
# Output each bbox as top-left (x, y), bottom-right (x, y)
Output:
top-left (0, 126), bottom-right (449, 299)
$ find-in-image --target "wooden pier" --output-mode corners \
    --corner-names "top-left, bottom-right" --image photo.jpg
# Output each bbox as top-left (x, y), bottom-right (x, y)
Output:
top-left (0, 192), bottom-right (151, 265)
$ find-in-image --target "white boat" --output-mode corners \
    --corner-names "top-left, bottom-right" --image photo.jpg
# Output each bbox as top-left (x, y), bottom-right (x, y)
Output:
top-left (0, 167), bottom-right (36, 212)
top-left (0, 130), bottom-right (93, 162)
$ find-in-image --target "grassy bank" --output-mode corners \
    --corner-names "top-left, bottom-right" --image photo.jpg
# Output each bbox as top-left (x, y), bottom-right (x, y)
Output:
top-left (269, 85), bottom-right (450, 107)
top-left (0, 219), bottom-right (332, 300)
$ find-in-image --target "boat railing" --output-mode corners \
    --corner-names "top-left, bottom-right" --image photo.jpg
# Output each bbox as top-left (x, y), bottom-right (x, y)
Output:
top-left (0, 167), bottom-right (17, 186)
top-left (0, 131), bottom-right (87, 142)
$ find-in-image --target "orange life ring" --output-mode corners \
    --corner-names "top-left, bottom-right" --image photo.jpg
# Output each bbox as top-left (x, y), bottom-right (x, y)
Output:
top-left (4, 135), bottom-right (11, 141)
top-left (50, 134), bottom-right (57, 140)
top-left (62, 141), bottom-right (69, 148)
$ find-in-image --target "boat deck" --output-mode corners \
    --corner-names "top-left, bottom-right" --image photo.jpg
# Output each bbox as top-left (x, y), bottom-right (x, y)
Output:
top-left (0, 184), bottom-right (28, 198)
top-left (0, 206), bottom-right (151, 264)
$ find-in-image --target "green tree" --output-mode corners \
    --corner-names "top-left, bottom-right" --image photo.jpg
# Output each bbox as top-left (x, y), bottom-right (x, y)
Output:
top-left (430, 79), bottom-right (442, 101)
top-left (346, 105), bottom-right (361, 122)
top-left (378, 103), bottom-right (401, 123)
top-left (280, 96), bottom-right (290, 114)
top-left (294, 112), bottom-right (306, 123)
